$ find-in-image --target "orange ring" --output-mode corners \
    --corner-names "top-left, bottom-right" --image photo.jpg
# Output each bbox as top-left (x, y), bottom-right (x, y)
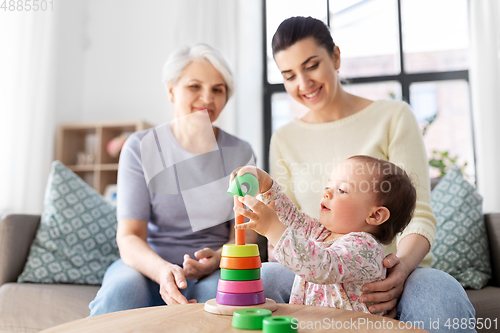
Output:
top-left (220, 256), bottom-right (261, 270)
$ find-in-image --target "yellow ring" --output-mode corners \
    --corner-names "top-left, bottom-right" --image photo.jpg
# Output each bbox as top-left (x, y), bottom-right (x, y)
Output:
top-left (222, 244), bottom-right (259, 258)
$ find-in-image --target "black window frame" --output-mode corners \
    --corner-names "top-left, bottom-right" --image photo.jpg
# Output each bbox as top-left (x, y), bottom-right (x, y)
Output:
top-left (262, 0), bottom-right (472, 173)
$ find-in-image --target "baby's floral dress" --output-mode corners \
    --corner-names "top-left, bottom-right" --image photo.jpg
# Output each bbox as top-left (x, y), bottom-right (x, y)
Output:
top-left (257, 180), bottom-right (387, 315)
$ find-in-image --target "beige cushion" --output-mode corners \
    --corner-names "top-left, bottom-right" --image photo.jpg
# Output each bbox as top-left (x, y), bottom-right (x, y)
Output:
top-left (0, 215), bottom-right (40, 286)
top-left (484, 214), bottom-right (500, 287)
top-left (466, 286), bottom-right (500, 322)
top-left (0, 283), bottom-right (99, 333)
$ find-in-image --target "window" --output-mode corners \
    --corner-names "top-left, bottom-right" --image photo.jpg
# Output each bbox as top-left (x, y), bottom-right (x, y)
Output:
top-left (263, 0), bottom-right (474, 182)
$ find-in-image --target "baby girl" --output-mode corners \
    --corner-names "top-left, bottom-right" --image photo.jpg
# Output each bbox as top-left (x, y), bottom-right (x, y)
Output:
top-left (232, 155), bottom-right (416, 314)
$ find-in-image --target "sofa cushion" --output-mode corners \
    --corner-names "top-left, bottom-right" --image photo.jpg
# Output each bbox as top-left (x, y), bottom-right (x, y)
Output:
top-left (484, 214), bottom-right (500, 287)
top-left (466, 287), bottom-right (500, 325)
top-left (430, 165), bottom-right (491, 289)
top-left (0, 215), bottom-right (40, 285)
top-left (17, 161), bottom-right (119, 285)
top-left (0, 282), bottom-right (99, 332)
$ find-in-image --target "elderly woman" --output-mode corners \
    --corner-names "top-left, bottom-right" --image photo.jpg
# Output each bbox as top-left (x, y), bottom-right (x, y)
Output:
top-left (89, 44), bottom-right (256, 315)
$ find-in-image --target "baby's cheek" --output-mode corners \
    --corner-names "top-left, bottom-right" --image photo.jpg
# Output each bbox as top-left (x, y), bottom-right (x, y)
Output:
top-left (334, 205), bottom-right (357, 220)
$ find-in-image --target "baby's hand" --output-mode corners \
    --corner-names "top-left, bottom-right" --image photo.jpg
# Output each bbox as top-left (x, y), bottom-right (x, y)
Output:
top-left (229, 166), bottom-right (273, 194)
top-left (234, 195), bottom-right (279, 237)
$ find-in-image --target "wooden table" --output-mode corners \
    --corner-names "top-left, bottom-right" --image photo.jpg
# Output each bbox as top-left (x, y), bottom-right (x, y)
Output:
top-left (41, 303), bottom-right (428, 333)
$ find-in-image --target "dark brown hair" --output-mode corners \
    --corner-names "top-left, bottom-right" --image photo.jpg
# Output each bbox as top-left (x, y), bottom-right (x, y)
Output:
top-left (347, 155), bottom-right (417, 244)
top-left (272, 16), bottom-right (335, 56)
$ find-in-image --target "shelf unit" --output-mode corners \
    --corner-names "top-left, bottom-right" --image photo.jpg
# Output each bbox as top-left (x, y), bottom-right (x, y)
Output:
top-left (56, 120), bottom-right (153, 194)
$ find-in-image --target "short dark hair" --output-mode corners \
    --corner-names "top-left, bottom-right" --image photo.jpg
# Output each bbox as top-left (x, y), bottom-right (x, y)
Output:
top-left (272, 16), bottom-right (335, 56)
top-left (347, 155), bottom-right (417, 245)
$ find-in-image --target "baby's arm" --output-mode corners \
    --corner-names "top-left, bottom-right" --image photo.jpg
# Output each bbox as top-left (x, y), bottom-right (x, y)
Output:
top-left (274, 231), bottom-right (386, 285)
top-left (231, 166), bottom-right (324, 239)
top-left (235, 185), bottom-right (323, 246)
top-left (257, 180), bottom-right (325, 239)
top-left (234, 195), bottom-right (286, 246)
top-left (232, 167), bottom-right (329, 244)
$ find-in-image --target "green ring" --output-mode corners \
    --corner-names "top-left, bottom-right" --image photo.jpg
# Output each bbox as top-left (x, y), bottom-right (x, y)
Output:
top-left (222, 244), bottom-right (259, 258)
top-left (263, 317), bottom-right (298, 333)
top-left (232, 309), bottom-right (273, 330)
top-left (220, 268), bottom-right (261, 281)
top-left (227, 173), bottom-right (259, 197)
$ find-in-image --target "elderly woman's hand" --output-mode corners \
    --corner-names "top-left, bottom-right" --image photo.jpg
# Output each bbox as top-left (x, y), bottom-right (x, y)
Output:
top-left (158, 263), bottom-right (197, 305)
top-left (182, 248), bottom-right (220, 280)
top-left (359, 254), bottom-right (410, 318)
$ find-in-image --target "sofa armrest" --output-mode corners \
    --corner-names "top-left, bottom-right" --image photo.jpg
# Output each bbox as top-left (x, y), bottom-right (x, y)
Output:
top-left (0, 214), bottom-right (40, 286)
top-left (484, 213), bottom-right (500, 287)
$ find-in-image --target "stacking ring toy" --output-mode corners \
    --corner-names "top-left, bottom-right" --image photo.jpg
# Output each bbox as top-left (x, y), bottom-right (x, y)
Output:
top-left (263, 317), bottom-right (298, 333)
top-left (220, 256), bottom-right (261, 270)
top-left (220, 268), bottom-right (260, 281)
top-left (216, 290), bottom-right (266, 306)
top-left (217, 279), bottom-right (264, 294)
top-left (227, 173), bottom-right (259, 197)
top-left (222, 244), bottom-right (259, 258)
top-left (232, 309), bottom-right (272, 330)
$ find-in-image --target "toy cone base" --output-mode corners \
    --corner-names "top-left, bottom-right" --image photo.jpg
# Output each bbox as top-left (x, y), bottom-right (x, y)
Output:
top-left (204, 298), bottom-right (277, 316)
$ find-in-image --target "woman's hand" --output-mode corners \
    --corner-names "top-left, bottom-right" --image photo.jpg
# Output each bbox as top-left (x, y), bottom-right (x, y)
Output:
top-left (230, 166), bottom-right (273, 194)
top-left (360, 254), bottom-right (410, 318)
top-left (158, 263), bottom-right (197, 305)
top-left (182, 248), bottom-right (220, 280)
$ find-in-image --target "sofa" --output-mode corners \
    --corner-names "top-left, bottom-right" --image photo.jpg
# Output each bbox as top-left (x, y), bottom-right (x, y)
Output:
top-left (0, 213), bottom-right (499, 333)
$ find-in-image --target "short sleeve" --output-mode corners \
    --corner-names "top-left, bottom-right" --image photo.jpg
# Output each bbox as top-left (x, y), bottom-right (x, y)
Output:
top-left (116, 133), bottom-right (151, 222)
top-left (258, 180), bottom-right (329, 240)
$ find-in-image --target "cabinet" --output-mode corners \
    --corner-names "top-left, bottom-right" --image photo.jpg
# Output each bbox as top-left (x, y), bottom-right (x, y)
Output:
top-left (56, 120), bottom-right (153, 194)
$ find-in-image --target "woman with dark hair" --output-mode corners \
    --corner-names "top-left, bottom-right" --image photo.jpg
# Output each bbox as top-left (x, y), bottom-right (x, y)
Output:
top-left (263, 16), bottom-right (475, 332)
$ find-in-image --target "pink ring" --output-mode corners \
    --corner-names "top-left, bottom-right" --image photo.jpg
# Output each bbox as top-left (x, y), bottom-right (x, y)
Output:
top-left (217, 279), bottom-right (264, 294)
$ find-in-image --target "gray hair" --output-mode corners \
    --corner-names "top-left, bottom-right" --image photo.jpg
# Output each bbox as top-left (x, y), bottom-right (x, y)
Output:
top-left (162, 44), bottom-right (234, 100)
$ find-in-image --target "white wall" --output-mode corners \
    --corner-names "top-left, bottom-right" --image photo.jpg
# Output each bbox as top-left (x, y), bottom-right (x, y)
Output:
top-left (234, 1), bottom-right (263, 162)
top-left (52, 0), bottom-right (263, 165)
top-left (31, 0), bottom-right (500, 214)
top-left (80, 0), bottom-right (172, 125)
top-left (53, 0), bottom-right (87, 124)
top-left (469, 0), bottom-right (500, 213)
